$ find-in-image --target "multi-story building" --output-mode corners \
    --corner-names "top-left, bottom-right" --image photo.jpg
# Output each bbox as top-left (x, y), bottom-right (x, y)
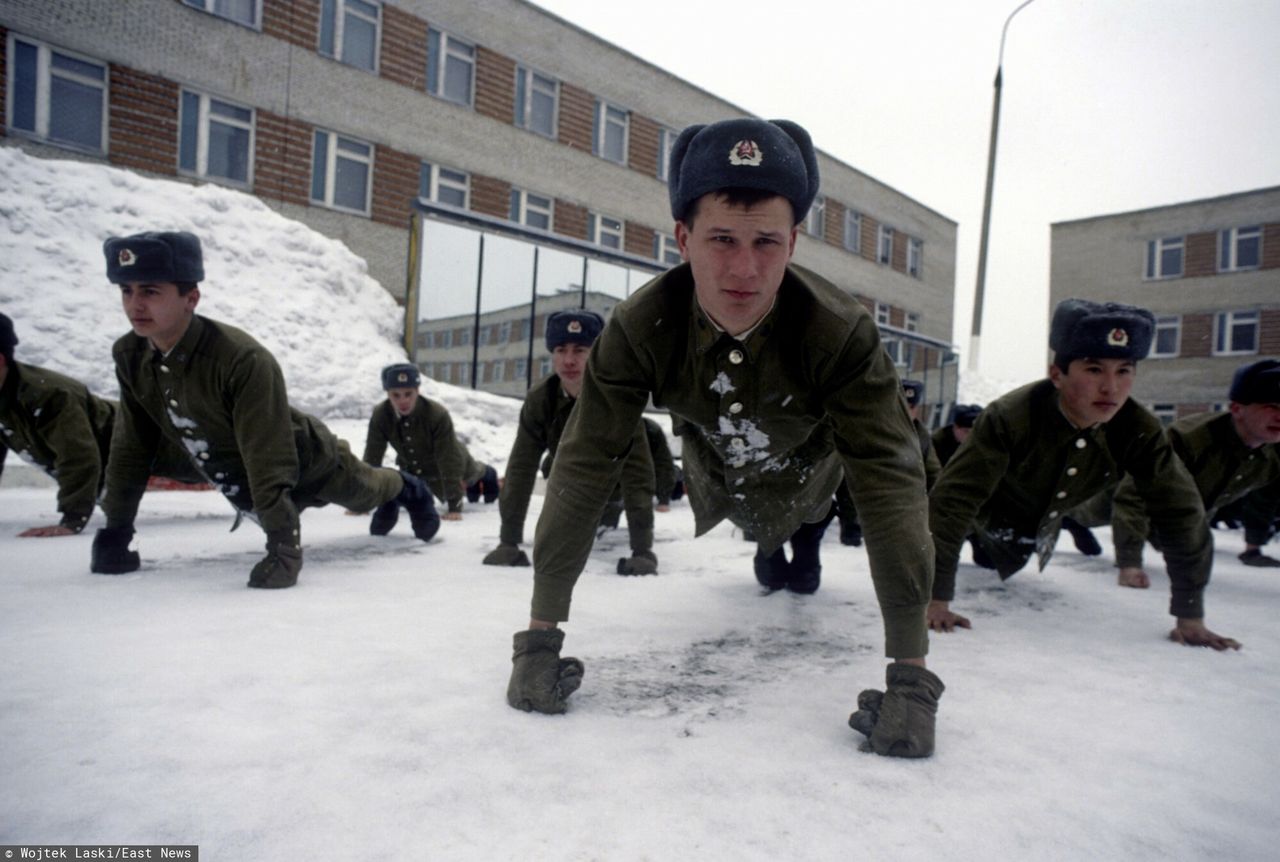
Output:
top-left (1050, 187), bottom-right (1280, 421)
top-left (2, 0), bottom-right (959, 411)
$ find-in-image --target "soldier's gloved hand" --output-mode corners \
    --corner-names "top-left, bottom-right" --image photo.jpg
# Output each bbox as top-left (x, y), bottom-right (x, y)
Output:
top-left (616, 549), bottom-right (658, 575)
top-left (848, 662), bottom-right (945, 758)
top-left (507, 628), bottom-right (584, 714)
top-left (248, 531), bottom-right (303, 589)
top-left (483, 543), bottom-right (530, 566)
top-left (90, 526), bottom-right (141, 574)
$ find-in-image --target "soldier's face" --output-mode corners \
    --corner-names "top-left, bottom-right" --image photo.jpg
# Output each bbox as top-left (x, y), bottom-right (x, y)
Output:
top-left (388, 387), bottom-right (419, 416)
top-left (552, 343), bottom-right (591, 397)
top-left (1230, 401), bottom-right (1280, 448)
top-left (120, 281), bottom-right (199, 353)
top-left (1049, 357), bottom-right (1135, 427)
top-left (952, 426), bottom-right (972, 444)
top-left (676, 194), bottom-right (797, 337)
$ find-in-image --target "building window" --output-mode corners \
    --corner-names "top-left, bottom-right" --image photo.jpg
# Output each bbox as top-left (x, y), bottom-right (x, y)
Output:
top-left (427, 28), bottom-right (474, 107)
top-left (1151, 404), bottom-right (1177, 426)
top-left (319, 0), bottom-right (380, 72)
top-left (593, 101), bottom-right (629, 164)
top-left (514, 66), bottom-right (557, 138)
top-left (658, 127), bottom-right (677, 181)
top-left (878, 225), bottom-right (894, 264)
top-left (419, 162), bottom-right (469, 208)
top-left (515, 358), bottom-right (527, 379)
top-left (874, 302), bottom-right (891, 327)
top-left (455, 361), bottom-right (467, 383)
top-left (438, 329), bottom-right (452, 348)
top-left (1150, 314), bottom-right (1180, 358)
top-left (510, 189), bottom-right (553, 231)
top-left (588, 212), bottom-right (624, 249)
top-left (459, 328), bottom-right (471, 347)
top-left (478, 326), bottom-right (490, 347)
top-left (499, 321), bottom-right (512, 343)
top-left (539, 356), bottom-right (552, 378)
top-left (6, 35), bottom-right (107, 153)
top-left (905, 312), bottom-right (919, 333)
top-left (1145, 236), bottom-right (1183, 279)
top-left (805, 197), bottom-right (826, 238)
top-left (1214, 310), bottom-right (1258, 356)
top-left (1220, 226), bottom-right (1261, 272)
top-left (183, 0), bottom-right (259, 28)
top-left (311, 130), bottom-right (372, 214)
top-left (655, 233), bottom-right (682, 267)
top-left (843, 210), bottom-right (861, 254)
top-left (179, 90), bottom-right (253, 185)
top-left (492, 360), bottom-right (505, 383)
top-left (519, 319), bottom-right (532, 342)
top-left (883, 339), bottom-right (904, 366)
top-left (908, 238), bottom-right (923, 278)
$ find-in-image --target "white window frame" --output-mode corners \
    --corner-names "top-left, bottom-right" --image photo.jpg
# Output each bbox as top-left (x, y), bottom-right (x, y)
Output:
top-left (182, 0), bottom-right (260, 28)
top-left (657, 127), bottom-right (677, 181)
top-left (499, 321), bottom-right (512, 343)
top-left (510, 188), bottom-right (553, 231)
top-left (514, 65), bottom-right (558, 139)
top-left (655, 233), bottom-right (682, 267)
top-left (593, 100), bottom-right (629, 165)
top-left (5, 34), bottom-right (108, 154)
top-left (318, 0), bottom-right (381, 72)
top-left (878, 225), bottom-right (895, 264)
top-left (908, 238), bottom-right (923, 278)
top-left (874, 302), bottom-right (891, 327)
top-left (515, 357), bottom-right (527, 380)
top-left (179, 89), bottom-right (255, 187)
top-left (426, 28), bottom-right (475, 107)
top-left (419, 161), bottom-right (469, 209)
top-left (455, 361), bottom-right (468, 382)
top-left (883, 339), bottom-right (905, 367)
top-left (588, 212), bottom-right (624, 250)
top-left (539, 356), bottom-right (553, 378)
top-left (459, 328), bottom-right (471, 347)
top-left (478, 326), bottom-right (490, 347)
top-left (805, 197), bottom-right (826, 238)
top-left (1219, 225), bottom-right (1262, 273)
top-left (1213, 310), bottom-right (1259, 356)
top-left (843, 210), bottom-right (861, 254)
top-left (1149, 314), bottom-right (1181, 358)
top-left (1145, 236), bottom-right (1184, 280)
top-left (492, 359), bottom-right (505, 383)
top-left (438, 329), bottom-right (452, 349)
top-left (311, 129), bottom-right (373, 215)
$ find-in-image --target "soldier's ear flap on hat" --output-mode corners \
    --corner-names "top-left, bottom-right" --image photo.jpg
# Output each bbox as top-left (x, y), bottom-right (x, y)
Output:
top-left (668, 124), bottom-right (705, 223)
top-left (770, 119), bottom-right (821, 217)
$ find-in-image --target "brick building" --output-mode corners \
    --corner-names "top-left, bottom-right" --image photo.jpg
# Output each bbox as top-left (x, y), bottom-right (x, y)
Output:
top-left (2, 0), bottom-right (959, 407)
top-left (1050, 187), bottom-right (1280, 420)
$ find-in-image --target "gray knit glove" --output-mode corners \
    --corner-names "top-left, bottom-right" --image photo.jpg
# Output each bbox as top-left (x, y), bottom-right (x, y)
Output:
top-left (248, 530), bottom-right (303, 589)
top-left (616, 549), bottom-right (658, 575)
top-left (507, 629), bottom-right (584, 714)
top-left (484, 543), bottom-right (531, 566)
top-left (848, 663), bottom-right (945, 758)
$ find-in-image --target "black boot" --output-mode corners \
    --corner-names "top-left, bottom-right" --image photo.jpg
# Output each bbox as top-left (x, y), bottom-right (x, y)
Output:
top-left (397, 472), bottom-right (440, 542)
top-left (754, 546), bottom-right (790, 590)
top-left (369, 499), bottom-right (400, 536)
top-left (839, 517), bottom-right (863, 547)
top-left (788, 518), bottom-right (829, 594)
top-left (1062, 517), bottom-right (1102, 556)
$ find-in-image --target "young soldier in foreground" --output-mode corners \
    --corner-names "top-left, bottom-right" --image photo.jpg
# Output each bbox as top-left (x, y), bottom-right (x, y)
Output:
top-left (0, 313), bottom-right (114, 536)
top-left (505, 119), bottom-right (942, 758)
top-left (483, 310), bottom-right (657, 575)
top-left (364, 362), bottom-right (497, 535)
top-left (1109, 358), bottom-right (1280, 586)
top-left (92, 231), bottom-right (435, 588)
top-left (927, 299), bottom-right (1238, 650)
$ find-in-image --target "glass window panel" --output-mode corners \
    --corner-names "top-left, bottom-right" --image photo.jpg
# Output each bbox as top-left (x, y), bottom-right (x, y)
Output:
top-left (438, 183), bottom-right (466, 208)
top-left (514, 70), bottom-right (527, 126)
top-left (337, 136), bottom-right (370, 157)
top-left (419, 162), bottom-right (433, 199)
top-left (209, 98), bottom-right (251, 123)
top-left (12, 41), bottom-right (38, 132)
top-left (179, 91), bottom-right (200, 172)
top-left (213, 0), bottom-right (257, 25)
top-left (426, 30), bottom-right (440, 93)
top-left (48, 76), bottom-right (102, 150)
top-left (341, 13), bottom-right (376, 70)
top-left (51, 51), bottom-right (104, 81)
top-left (208, 120), bottom-right (250, 182)
top-left (443, 54), bottom-right (472, 104)
top-left (311, 132), bottom-right (329, 201)
top-left (319, 0), bottom-right (337, 55)
top-left (333, 155), bottom-right (368, 210)
top-left (347, 0), bottom-right (378, 15)
top-left (1161, 245), bottom-right (1181, 276)
top-left (531, 89), bottom-right (555, 136)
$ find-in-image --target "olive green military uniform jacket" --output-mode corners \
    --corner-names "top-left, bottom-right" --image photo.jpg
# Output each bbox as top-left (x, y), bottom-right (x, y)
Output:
top-left (498, 374), bottom-right (654, 548)
top-left (916, 420), bottom-right (942, 489)
top-left (531, 263), bottom-right (932, 659)
top-left (363, 397), bottom-right (484, 513)
top-left (931, 424), bottom-right (963, 468)
top-left (1111, 411), bottom-right (1280, 568)
top-left (929, 379), bottom-right (1211, 618)
top-left (643, 417), bottom-right (678, 505)
top-left (0, 362), bottom-right (115, 531)
top-left (103, 315), bottom-right (398, 538)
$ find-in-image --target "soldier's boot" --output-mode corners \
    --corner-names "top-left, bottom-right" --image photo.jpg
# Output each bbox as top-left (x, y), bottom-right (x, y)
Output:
top-left (369, 499), bottom-right (400, 536)
top-left (1239, 548), bottom-right (1280, 567)
top-left (397, 472), bottom-right (440, 542)
top-left (598, 499), bottom-right (623, 531)
top-left (466, 482), bottom-right (481, 504)
top-left (969, 537), bottom-right (996, 569)
top-left (753, 545), bottom-right (790, 591)
top-left (670, 475), bottom-right (685, 502)
top-left (788, 519), bottom-right (829, 595)
top-left (1062, 517), bottom-right (1102, 556)
top-left (481, 464), bottom-right (500, 503)
top-left (839, 517), bottom-right (863, 547)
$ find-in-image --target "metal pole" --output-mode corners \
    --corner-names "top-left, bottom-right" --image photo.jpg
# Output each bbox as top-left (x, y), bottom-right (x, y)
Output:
top-left (526, 246), bottom-right (539, 391)
top-left (471, 233), bottom-right (485, 389)
top-left (970, 0), bottom-right (1039, 373)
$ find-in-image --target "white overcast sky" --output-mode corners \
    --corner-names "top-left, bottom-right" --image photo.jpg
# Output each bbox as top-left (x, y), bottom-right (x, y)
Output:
top-left (531, 0), bottom-right (1280, 382)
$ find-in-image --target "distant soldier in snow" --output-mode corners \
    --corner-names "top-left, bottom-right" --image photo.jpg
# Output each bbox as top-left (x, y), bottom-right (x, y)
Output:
top-left (642, 416), bottom-right (681, 512)
top-left (482, 310), bottom-right (657, 575)
top-left (93, 231), bottom-right (437, 588)
top-left (927, 298), bottom-right (1239, 650)
top-left (505, 118), bottom-right (943, 759)
top-left (362, 362), bottom-right (499, 535)
top-left (0, 312), bottom-right (114, 536)
top-left (930, 402), bottom-right (981, 468)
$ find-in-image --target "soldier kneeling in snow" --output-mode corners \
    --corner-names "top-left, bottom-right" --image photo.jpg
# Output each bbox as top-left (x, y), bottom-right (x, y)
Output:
top-left (93, 231), bottom-right (436, 589)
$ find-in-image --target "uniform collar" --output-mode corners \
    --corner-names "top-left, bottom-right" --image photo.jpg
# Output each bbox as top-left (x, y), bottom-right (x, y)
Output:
top-left (152, 315), bottom-right (204, 366)
top-left (690, 275), bottom-right (785, 361)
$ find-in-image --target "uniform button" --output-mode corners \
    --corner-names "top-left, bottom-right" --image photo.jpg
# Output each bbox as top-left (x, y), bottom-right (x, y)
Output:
top-left (199, 452), bottom-right (210, 461)
top-left (159, 365), bottom-right (170, 373)
top-left (730, 438), bottom-right (745, 450)
top-left (1066, 467), bottom-right (1078, 476)
top-left (1075, 438), bottom-right (1087, 449)
top-left (215, 472), bottom-right (225, 479)
top-left (1048, 510), bottom-right (1059, 519)
top-left (728, 349), bottom-right (744, 365)
top-left (169, 399), bottom-right (179, 407)
top-left (1056, 491), bottom-right (1067, 499)
top-left (1235, 475), bottom-right (1243, 480)
top-left (729, 402), bottom-right (743, 414)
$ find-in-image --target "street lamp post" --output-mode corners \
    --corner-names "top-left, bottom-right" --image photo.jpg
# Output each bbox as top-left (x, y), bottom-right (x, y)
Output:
top-left (969, 0), bottom-right (1039, 373)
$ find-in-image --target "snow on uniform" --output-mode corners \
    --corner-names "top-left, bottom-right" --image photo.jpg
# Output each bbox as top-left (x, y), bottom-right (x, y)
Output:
top-left (364, 396), bottom-right (487, 514)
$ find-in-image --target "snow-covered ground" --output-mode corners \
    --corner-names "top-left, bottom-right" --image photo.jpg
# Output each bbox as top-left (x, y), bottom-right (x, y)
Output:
top-left (3, 149), bottom-right (1277, 860)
